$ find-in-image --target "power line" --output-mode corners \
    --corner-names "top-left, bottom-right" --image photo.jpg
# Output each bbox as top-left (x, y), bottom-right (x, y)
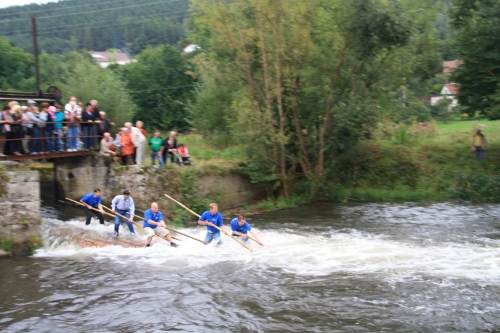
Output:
top-left (5, 12), bottom-right (191, 37)
top-left (4, 8), bottom-right (189, 35)
top-left (127, 85), bottom-right (196, 93)
top-left (1, 0), bottom-right (187, 23)
top-left (0, 0), bottom-right (134, 18)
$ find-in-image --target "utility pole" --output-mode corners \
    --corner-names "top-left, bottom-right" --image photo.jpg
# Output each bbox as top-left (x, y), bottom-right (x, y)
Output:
top-left (31, 16), bottom-right (41, 96)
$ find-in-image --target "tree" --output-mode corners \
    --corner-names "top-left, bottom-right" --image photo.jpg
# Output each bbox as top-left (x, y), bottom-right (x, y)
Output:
top-left (450, 0), bottom-right (500, 119)
top-left (59, 52), bottom-right (135, 124)
top-left (0, 37), bottom-right (33, 91)
top-left (121, 44), bottom-right (194, 131)
top-left (190, 0), bottom-right (438, 198)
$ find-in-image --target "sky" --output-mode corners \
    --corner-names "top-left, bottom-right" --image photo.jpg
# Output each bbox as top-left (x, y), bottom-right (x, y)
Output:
top-left (0, 0), bottom-right (57, 9)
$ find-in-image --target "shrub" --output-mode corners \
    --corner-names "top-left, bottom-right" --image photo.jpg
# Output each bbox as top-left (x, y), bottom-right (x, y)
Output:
top-left (451, 172), bottom-right (500, 200)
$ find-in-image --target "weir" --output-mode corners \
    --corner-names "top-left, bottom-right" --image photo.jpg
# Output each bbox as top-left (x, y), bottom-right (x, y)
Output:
top-left (0, 162), bottom-right (42, 256)
top-left (54, 154), bottom-right (266, 209)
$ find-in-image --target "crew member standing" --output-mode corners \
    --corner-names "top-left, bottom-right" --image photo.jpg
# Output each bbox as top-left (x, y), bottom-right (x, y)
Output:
top-left (198, 203), bottom-right (227, 245)
top-left (231, 215), bottom-right (263, 245)
top-left (80, 188), bottom-right (105, 225)
top-left (111, 190), bottom-right (136, 236)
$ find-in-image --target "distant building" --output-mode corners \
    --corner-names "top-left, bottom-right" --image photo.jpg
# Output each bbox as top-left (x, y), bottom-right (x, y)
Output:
top-left (430, 83), bottom-right (459, 107)
top-left (88, 51), bottom-right (136, 68)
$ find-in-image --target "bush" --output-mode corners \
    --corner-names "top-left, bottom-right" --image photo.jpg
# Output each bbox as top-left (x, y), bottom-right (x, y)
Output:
top-left (451, 172), bottom-right (500, 200)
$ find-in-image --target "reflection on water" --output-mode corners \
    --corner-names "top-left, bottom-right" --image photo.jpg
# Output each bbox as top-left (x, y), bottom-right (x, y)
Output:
top-left (1, 200), bottom-right (500, 332)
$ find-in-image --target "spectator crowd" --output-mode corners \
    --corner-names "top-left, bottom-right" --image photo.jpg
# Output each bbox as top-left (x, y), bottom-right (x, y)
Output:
top-left (0, 97), bottom-right (191, 167)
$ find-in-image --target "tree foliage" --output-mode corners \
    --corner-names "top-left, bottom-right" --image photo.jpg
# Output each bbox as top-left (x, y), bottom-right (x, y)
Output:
top-left (121, 44), bottom-right (195, 131)
top-left (58, 52), bottom-right (135, 123)
top-left (0, 37), bottom-right (34, 91)
top-left (190, 0), bottom-right (440, 197)
top-left (450, 0), bottom-right (500, 119)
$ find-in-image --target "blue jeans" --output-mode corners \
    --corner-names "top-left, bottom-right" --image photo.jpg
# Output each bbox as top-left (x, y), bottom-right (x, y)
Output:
top-left (151, 151), bottom-right (164, 166)
top-left (114, 209), bottom-right (135, 234)
top-left (204, 232), bottom-right (222, 244)
top-left (67, 126), bottom-right (79, 150)
top-left (29, 126), bottom-right (41, 153)
top-left (55, 128), bottom-right (64, 151)
top-left (44, 127), bottom-right (55, 152)
top-left (474, 146), bottom-right (485, 162)
top-left (83, 125), bottom-right (94, 149)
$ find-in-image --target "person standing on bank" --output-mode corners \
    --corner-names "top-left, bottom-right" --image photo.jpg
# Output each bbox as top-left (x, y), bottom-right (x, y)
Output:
top-left (231, 215), bottom-right (263, 245)
top-left (198, 203), bottom-right (228, 245)
top-left (111, 190), bottom-right (135, 236)
top-left (471, 128), bottom-right (487, 162)
top-left (80, 188), bottom-right (105, 225)
top-left (143, 202), bottom-right (178, 247)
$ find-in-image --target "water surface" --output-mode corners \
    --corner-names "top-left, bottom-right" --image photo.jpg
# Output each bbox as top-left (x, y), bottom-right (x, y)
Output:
top-left (1, 200), bottom-right (499, 332)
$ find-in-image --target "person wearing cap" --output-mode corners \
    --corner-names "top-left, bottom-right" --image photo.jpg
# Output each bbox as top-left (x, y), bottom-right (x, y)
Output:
top-left (111, 190), bottom-right (136, 236)
top-left (471, 128), bottom-right (487, 162)
top-left (143, 202), bottom-right (178, 247)
top-left (230, 215), bottom-right (263, 245)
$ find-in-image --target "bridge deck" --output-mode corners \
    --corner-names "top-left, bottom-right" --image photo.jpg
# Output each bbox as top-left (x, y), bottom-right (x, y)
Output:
top-left (0, 150), bottom-right (98, 161)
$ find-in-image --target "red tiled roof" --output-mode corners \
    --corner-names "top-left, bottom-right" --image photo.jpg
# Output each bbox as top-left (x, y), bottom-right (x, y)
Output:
top-left (443, 60), bottom-right (463, 75)
top-left (444, 83), bottom-right (459, 95)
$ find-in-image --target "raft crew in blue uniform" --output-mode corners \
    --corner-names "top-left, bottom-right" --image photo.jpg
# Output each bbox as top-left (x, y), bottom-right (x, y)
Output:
top-left (80, 188), bottom-right (105, 225)
top-left (231, 215), bottom-right (263, 245)
top-left (143, 202), bottom-right (178, 247)
top-left (198, 203), bottom-right (228, 245)
top-left (111, 190), bottom-right (136, 236)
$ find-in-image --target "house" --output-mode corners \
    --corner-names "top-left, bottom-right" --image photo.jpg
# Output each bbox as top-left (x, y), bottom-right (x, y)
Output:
top-left (443, 60), bottom-right (463, 76)
top-left (430, 83), bottom-right (459, 107)
top-left (88, 51), bottom-right (136, 68)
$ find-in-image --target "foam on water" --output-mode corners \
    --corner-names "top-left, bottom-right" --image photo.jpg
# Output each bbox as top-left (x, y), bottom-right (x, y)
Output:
top-left (36, 218), bottom-right (500, 283)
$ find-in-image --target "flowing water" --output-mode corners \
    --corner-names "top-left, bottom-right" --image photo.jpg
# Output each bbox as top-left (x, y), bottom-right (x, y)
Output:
top-left (1, 195), bottom-right (500, 332)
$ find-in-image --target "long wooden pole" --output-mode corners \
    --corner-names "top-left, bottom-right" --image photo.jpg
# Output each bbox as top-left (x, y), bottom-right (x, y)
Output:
top-left (100, 204), bottom-right (182, 242)
top-left (65, 198), bottom-right (180, 243)
top-left (234, 232), bottom-right (263, 246)
top-left (164, 194), bottom-right (254, 252)
top-left (102, 205), bottom-right (208, 244)
top-left (123, 210), bottom-right (208, 245)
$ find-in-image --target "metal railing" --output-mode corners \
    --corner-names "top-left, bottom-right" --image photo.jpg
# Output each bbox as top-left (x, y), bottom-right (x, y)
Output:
top-left (0, 121), bottom-right (104, 161)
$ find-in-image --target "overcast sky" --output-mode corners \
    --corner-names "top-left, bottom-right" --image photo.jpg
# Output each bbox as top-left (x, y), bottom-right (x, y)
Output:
top-left (1, 0), bottom-right (57, 9)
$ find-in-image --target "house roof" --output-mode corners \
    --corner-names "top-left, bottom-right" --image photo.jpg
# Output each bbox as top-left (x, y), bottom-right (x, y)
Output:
top-left (444, 83), bottom-right (459, 95)
top-left (88, 51), bottom-right (132, 63)
top-left (443, 60), bottom-right (463, 76)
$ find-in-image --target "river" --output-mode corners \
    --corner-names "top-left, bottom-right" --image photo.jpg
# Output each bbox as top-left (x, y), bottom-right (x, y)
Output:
top-left (1, 196), bottom-right (500, 332)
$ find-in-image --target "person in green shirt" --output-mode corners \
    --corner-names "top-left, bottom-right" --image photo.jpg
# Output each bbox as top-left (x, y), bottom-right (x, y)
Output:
top-left (149, 130), bottom-right (164, 166)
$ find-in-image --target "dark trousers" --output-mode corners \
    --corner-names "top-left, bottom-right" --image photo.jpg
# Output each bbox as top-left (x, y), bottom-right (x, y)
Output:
top-left (83, 206), bottom-right (104, 225)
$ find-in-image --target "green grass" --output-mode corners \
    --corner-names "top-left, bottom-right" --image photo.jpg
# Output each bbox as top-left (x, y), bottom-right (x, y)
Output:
top-left (436, 119), bottom-right (500, 134)
top-left (140, 134), bottom-right (247, 170)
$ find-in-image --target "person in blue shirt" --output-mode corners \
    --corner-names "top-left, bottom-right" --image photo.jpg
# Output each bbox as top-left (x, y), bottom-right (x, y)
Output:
top-left (111, 190), bottom-right (135, 236)
top-left (80, 188), bottom-right (104, 225)
top-left (231, 215), bottom-right (263, 245)
top-left (198, 203), bottom-right (228, 245)
top-left (143, 202), bottom-right (178, 247)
